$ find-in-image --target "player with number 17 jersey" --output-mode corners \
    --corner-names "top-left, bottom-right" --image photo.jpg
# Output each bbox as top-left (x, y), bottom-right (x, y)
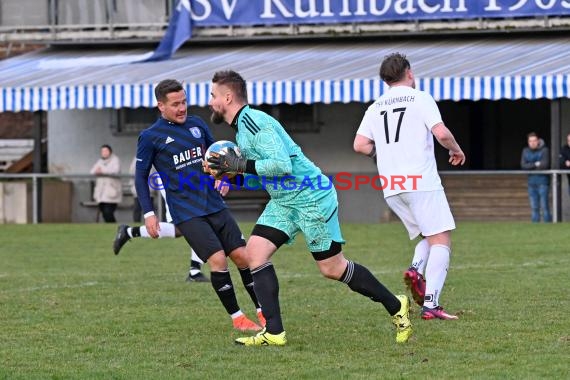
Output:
top-left (356, 85), bottom-right (444, 198)
top-left (355, 53), bottom-right (466, 321)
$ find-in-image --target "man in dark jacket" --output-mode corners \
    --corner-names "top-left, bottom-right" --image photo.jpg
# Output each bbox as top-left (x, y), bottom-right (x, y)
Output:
top-left (559, 133), bottom-right (570, 195)
top-left (521, 132), bottom-right (551, 222)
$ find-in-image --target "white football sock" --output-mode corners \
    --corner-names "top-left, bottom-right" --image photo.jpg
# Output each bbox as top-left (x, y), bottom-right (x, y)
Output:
top-left (231, 310), bottom-right (244, 319)
top-left (139, 222), bottom-right (176, 238)
top-left (411, 238), bottom-right (429, 275)
top-left (191, 249), bottom-right (204, 265)
top-left (189, 250), bottom-right (203, 275)
top-left (423, 244), bottom-right (451, 309)
top-left (138, 227), bottom-right (151, 238)
top-left (157, 222), bottom-right (176, 237)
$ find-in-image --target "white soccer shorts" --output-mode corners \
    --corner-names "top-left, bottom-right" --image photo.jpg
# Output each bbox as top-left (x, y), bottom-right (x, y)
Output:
top-left (385, 190), bottom-right (456, 240)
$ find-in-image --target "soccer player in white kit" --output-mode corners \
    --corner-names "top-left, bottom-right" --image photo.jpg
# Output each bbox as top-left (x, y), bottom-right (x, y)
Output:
top-left (354, 53), bottom-right (465, 320)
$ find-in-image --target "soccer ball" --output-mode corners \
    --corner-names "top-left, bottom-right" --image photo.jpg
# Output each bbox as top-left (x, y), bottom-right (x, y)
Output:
top-left (204, 140), bottom-right (241, 179)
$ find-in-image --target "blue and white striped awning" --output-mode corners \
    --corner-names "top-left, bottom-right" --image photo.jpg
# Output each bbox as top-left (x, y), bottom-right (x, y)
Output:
top-left (0, 36), bottom-right (569, 112)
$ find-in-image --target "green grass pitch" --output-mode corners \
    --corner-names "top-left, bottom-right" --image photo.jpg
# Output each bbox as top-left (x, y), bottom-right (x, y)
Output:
top-left (0, 222), bottom-right (568, 379)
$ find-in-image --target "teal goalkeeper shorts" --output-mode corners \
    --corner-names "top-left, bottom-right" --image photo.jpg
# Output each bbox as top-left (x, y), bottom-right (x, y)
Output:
top-left (256, 192), bottom-right (345, 253)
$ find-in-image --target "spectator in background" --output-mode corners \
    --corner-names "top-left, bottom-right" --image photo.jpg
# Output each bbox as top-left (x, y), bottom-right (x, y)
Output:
top-left (521, 132), bottom-right (551, 223)
top-left (90, 144), bottom-right (122, 223)
top-left (559, 132), bottom-right (570, 195)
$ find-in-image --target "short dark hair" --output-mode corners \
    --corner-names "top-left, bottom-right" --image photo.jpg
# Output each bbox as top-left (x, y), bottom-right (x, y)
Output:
top-left (211, 70), bottom-right (248, 103)
top-left (101, 144), bottom-right (112, 153)
top-left (379, 53), bottom-right (411, 84)
top-left (527, 132), bottom-right (538, 139)
top-left (155, 79), bottom-right (184, 102)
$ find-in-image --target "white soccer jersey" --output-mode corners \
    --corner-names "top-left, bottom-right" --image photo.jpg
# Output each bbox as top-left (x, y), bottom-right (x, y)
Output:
top-left (357, 85), bottom-right (444, 197)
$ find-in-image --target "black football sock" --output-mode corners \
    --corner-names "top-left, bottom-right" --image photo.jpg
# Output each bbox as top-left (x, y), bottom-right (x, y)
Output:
top-left (131, 226), bottom-right (141, 238)
top-left (190, 260), bottom-right (202, 270)
top-left (210, 270), bottom-right (240, 315)
top-left (189, 260), bottom-right (202, 276)
top-left (251, 262), bottom-right (284, 334)
top-left (238, 267), bottom-right (261, 309)
top-left (339, 261), bottom-right (401, 316)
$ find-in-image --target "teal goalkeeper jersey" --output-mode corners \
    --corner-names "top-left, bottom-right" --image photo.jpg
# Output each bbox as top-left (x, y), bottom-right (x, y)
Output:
top-left (233, 105), bottom-right (334, 203)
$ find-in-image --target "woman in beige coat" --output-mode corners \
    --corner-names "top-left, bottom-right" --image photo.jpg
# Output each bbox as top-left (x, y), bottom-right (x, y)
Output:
top-left (90, 144), bottom-right (122, 222)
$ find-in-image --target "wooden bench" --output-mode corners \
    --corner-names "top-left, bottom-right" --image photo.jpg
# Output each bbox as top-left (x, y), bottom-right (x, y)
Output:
top-left (0, 139), bottom-right (34, 172)
top-left (80, 181), bottom-right (135, 222)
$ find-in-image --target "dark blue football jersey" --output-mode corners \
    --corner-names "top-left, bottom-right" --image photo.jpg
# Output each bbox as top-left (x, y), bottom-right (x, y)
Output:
top-left (134, 115), bottom-right (226, 224)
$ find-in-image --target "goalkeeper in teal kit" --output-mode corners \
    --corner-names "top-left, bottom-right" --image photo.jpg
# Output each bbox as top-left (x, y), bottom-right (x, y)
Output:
top-left (207, 70), bottom-right (412, 346)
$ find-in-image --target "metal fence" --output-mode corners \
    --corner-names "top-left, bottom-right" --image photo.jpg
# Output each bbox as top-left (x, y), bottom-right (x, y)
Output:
top-left (0, 170), bottom-right (568, 224)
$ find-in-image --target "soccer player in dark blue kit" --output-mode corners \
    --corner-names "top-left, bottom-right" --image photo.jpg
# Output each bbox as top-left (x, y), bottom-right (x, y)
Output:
top-left (134, 79), bottom-right (264, 332)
